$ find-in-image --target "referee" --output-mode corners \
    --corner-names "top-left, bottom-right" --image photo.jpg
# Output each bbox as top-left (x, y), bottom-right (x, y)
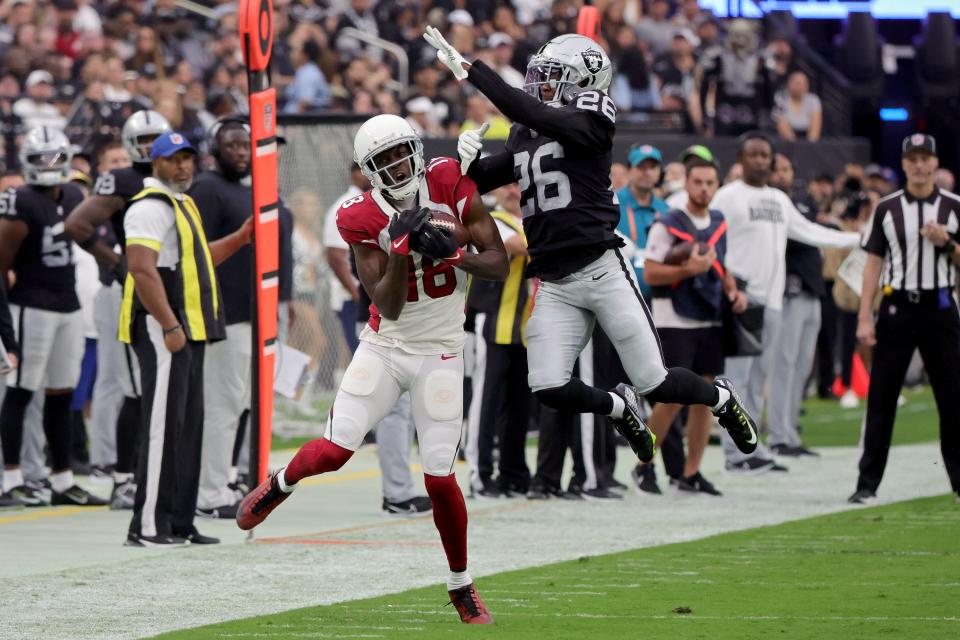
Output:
top-left (852, 133), bottom-right (960, 504)
top-left (120, 132), bottom-right (251, 546)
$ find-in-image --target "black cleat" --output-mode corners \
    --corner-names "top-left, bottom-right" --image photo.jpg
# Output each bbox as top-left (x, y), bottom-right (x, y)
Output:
top-left (724, 458), bottom-right (777, 475)
top-left (848, 489), bottom-right (877, 505)
top-left (631, 463), bottom-right (662, 495)
top-left (581, 487), bottom-right (623, 501)
top-left (0, 493), bottom-right (26, 509)
top-left (677, 472), bottom-right (722, 496)
top-left (770, 443), bottom-right (820, 458)
top-left (526, 479), bottom-right (564, 500)
top-left (610, 384), bottom-right (656, 463)
top-left (51, 485), bottom-right (108, 506)
top-left (564, 482), bottom-right (587, 501)
top-left (382, 495), bottom-right (433, 516)
top-left (125, 532), bottom-right (188, 547)
top-left (176, 526), bottom-right (220, 545)
top-left (196, 502), bottom-right (239, 520)
top-left (713, 378), bottom-right (759, 454)
top-left (2, 485), bottom-right (49, 507)
top-left (601, 477), bottom-right (629, 493)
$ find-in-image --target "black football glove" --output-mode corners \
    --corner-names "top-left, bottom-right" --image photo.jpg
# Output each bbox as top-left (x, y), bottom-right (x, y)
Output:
top-left (411, 221), bottom-right (459, 261)
top-left (388, 207), bottom-right (430, 255)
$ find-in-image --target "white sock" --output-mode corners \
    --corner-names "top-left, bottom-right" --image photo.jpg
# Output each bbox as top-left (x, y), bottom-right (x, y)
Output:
top-left (447, 570), bottom-right (473, 591)
top-left (2, 468), bottom-right (24, 493)
top-left (711, 386), bottom-right (731, 412)
top-left (50, 470), bottom-right (74, 493)
top-left (114, 472), bottom-right (133, 484)
top-left (277, 467), bottom-right (296, 493)
top-left (608, 392), bottom-right (626, 419)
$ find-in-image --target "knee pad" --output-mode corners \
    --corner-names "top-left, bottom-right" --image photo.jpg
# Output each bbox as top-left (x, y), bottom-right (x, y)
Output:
top-left (340, 353), bottom-right (384, 397)
top-left (420, 430), bottom-right (461, 476)
top-left (422, 369), bottom-right (462, 422)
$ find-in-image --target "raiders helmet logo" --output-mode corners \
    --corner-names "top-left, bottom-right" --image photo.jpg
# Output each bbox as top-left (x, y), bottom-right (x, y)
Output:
top-left (581, 49), bottom-right (603, 74)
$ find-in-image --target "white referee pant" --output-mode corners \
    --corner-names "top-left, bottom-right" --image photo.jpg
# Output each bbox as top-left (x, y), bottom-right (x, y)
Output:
top-left (767, 292), bottom-right (821, 448)
top-left (198, 322), bottom-right (251, 510)
top-left (721, 307), bottom-right (781, 464)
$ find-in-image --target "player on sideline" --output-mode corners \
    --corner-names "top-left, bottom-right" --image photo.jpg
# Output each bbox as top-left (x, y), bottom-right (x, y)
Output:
top-left (425, 29), bottom-right (759, 461)
top-left (237, 115), bottom-right (509, 624)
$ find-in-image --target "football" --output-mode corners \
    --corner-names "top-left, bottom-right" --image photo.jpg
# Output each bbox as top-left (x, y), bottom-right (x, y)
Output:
top-left (663, 241), bottom-right (710, 265)
top-left (427, 210), bottom-right (472, 247)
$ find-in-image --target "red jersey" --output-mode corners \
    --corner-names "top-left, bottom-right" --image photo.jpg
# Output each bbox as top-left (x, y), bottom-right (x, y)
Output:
top-left (337, 157), bottom-right (477, 354)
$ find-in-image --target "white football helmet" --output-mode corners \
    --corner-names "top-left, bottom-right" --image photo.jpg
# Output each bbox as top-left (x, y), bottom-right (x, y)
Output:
top-left (19, 126), bottom-right (73, 187)
top-left (524, 34), bottom-right (613, 104)
top-left (122, 110), bottom-right (171, 164)
top-left (353, 114), bottom-right (424, 201)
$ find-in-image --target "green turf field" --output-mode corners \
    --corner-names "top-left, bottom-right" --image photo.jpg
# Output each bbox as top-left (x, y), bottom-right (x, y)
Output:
top-left (152, 494), bottom-right (959, 640)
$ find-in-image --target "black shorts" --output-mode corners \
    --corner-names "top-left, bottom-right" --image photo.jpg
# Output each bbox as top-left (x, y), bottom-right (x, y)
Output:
top-left (658, 326), bottom-right (724, 377)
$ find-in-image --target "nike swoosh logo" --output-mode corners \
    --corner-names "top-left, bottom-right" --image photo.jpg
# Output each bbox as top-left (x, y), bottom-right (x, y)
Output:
top-left (440, 354), bottom-right (457, 360)
top-left (592, 272), bottom-right (608, 281)
top-left (744, 429), bottom-right (757, 445)
top-left (72, 494), bottom-right (89, 504)
top-left (392, 237), bottom-right (406, 249)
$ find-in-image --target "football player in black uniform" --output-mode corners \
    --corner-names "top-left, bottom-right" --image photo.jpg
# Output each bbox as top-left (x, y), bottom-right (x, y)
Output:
top-left (65, 110), bottom-right (171, 509)
top-left (424, 29), bottom-right (760, 462)
top-left (0, 126), bottom-right (107, 506)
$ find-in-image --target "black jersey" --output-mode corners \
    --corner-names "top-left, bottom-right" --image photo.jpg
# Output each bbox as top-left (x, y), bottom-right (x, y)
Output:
top-left (2, 184), bottom-right (84, 312)
top-left (189, 170), bottom-right (294, 325)
top-left (93, 162), bottom-right (151, 248)
top-left (466, 60), bottom-right (623, 280)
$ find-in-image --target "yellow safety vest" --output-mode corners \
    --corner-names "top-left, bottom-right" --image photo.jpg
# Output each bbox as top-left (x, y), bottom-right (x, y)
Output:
top-left (489, 210), bottom-right (533, 346)
top-left (118, 187), bottom-right (225, 344)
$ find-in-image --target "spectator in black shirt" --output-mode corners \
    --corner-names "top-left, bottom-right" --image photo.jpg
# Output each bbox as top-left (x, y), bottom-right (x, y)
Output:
top-left (699, 19), bottom-right (769, 136)
top-left (653, 29), bottom-right (703, 130)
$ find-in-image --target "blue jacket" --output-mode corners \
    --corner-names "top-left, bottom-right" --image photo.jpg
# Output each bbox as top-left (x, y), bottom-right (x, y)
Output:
top-left (615, 187), bottom-right (668, 295)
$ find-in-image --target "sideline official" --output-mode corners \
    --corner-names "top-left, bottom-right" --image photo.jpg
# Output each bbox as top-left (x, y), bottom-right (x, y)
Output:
top-left (121, 132), bottom-right (251, 546)
top-left (852, 134), bottom-right (960, 504)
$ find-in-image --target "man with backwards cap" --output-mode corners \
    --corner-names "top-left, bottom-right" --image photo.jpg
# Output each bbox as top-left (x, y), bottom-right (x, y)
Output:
top-left (119, 132), bottom-right (251, 546)
top-left (851, 133), bottom-right (960, 505)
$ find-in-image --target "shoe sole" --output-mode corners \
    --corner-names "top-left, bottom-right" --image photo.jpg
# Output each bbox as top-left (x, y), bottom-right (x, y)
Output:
top-left (723, 462), bottom-right (776, 476)
top-left (124, 538), bottom-right (189, 548)
top-left (381, 508), bottom-right (433, 517)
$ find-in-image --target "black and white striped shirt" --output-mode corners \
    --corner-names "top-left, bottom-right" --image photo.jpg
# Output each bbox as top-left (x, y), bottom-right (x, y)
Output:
top-left (862, 187), bottom-right (960, 291)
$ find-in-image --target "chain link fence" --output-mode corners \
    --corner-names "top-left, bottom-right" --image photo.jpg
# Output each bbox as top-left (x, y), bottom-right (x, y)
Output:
top-left (276, 115), bottom-right (366, 428)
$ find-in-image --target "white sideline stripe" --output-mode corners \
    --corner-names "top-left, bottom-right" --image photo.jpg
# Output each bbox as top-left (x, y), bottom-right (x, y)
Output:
top-left (140, 316), bottom-right (173, 538)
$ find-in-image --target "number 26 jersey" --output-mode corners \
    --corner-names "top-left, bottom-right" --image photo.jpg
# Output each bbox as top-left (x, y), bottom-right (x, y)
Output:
top-left (0, 183), bottom-right (84, 312)
top-left (336, 157), bottom-right (477, 355)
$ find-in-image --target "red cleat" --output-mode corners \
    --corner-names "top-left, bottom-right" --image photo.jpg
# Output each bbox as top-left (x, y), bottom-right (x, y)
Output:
top-left (448, 583), bottom-right (494, 624)
top-left (236, 469), bottom-right (293, 530)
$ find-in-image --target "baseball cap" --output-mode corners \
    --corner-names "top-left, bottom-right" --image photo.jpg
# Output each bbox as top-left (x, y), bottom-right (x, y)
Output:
top-left (448, 9), bottom-right (474, 27)
top-left (864, 163), bottom-right (883, 177)
top-left (405, 96), bottom-right (434, 114)
top-left (902, 133), bottom-right (936, 157)
top-left (25, 70), bottom-right (54, 88)
top-left (673, 28), bottom-right (701, 47)
top-left (150, 132), bottom-right (196, 160)
top-left (628, 144), bottom-right (662, 167)
top-left (488, 32), bottom-right (514, 48)
top-left (679, 144), bottom-right (714, 164)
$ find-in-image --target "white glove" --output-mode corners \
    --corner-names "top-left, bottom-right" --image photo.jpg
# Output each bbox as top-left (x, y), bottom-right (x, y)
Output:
top-left (457, 122), bottom-right (489, 175)
top-left (423, 25), bottom-right (469, 81)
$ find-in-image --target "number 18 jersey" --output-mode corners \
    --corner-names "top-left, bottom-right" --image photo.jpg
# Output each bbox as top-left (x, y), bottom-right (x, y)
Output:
top-left (337, 157), bottom-right (477, 355)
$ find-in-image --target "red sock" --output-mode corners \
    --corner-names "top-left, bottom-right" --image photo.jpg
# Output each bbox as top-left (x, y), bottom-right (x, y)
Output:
top-left (284, 438), bottom-right (353, 485)
top-left (424, 473), bottom-right (468, 572)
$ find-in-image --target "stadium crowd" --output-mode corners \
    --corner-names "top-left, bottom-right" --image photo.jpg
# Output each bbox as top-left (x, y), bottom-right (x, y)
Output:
top-left (1, 0), bottom-right (958, 531)
top-left (0, 0), bottom-right (816, 173)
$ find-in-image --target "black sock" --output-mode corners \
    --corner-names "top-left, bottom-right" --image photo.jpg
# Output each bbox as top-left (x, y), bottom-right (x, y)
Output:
top-left (645, 368), bottom-right (719, 407)
top-left (0, 387), bottom-right (33, 466)
top-left (535, 379), bottom-right (613, 415)
top-left (115, 396), bottom-right (141, 475)
top-left (43, 393), bottom-right (73, 473)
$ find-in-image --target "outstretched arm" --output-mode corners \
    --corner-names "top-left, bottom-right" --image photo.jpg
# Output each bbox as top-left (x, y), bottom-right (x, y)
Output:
top-left (466, 150), bottom-right (516, 195)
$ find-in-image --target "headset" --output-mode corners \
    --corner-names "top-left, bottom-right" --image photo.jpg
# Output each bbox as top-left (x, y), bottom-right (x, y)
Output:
top-left (736, 130), bottom-right (778, 171)
top-left (207, 114), bottom-right (251, 160)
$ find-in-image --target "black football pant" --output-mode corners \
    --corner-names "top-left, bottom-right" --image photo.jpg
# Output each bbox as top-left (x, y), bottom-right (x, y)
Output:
top-left (477, 342), bottom-right (531, 492)
top-left (857, 296), bottom-right (960, 493)
top-left (128, 312), bottom-right (206, 538)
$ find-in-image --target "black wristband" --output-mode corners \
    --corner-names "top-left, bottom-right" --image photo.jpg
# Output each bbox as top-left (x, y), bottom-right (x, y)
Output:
top-left (162, 324), bottom-right (182, 336)
top-left (79, 231), bottom-right (100, 251)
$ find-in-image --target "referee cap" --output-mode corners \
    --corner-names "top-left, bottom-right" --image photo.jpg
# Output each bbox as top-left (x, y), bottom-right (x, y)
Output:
top-left (901, 133), bottom-right (936, 157)
top-left (150, 132), bottom-right (197, 160)
top-left (679, 144), bottom-right (714, 165)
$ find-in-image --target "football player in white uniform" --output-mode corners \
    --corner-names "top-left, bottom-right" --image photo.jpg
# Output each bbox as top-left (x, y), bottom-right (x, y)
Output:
top-left (237, 115), bottom-right (508, 624)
